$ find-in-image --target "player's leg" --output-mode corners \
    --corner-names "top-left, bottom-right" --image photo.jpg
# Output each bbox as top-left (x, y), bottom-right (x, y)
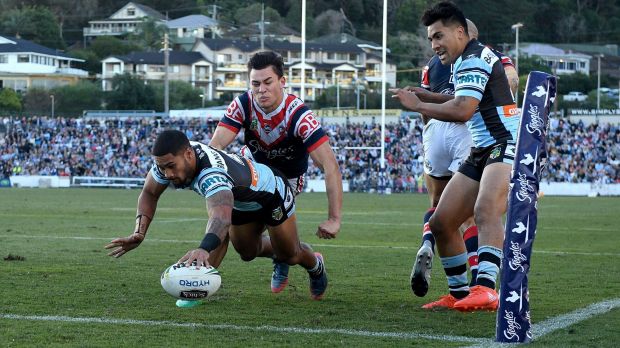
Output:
top-left (459, 217), bottom-right (479, 287)
top-left (410, 173), bottom-right (449, 297)
top-left (454, 144), bottom-right (513, 312)
top-left (422, 172), bottom-right (478, 309)
top-left (229, 221), bottom-right (273, 261)
top-left (267, 214), bottom-right (327, 300)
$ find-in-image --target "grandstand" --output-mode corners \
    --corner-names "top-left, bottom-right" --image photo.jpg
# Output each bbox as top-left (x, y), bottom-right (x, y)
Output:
top-left (1, 115), bottom-right (618, 192)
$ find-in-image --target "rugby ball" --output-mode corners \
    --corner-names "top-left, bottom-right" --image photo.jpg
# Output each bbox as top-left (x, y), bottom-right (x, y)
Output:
top-left (160, 263), bottom-right (221, 300)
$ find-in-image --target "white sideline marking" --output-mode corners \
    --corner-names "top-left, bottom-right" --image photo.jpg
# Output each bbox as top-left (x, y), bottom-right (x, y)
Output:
top-left (466, 298), bottom-right (620, 347)
top-left (0, 313), bottom-right (484, 343)
top-left (1, 234), bottom-right (619, 257)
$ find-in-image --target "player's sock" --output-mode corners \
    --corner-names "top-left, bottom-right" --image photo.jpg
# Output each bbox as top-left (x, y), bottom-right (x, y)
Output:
top-left (421, 207), bottom-right (436, 251)
top-left (476, 245), bottom-right (503, 290)
top-left (440, 253), bottom-right (469, 299)
top-left (306, 253), bottom-right (325, 279)
top-left (463, 226), bottom-right (479, 287)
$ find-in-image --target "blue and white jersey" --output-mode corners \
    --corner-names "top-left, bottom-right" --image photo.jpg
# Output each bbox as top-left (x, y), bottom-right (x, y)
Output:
top-left (454, 39), bottom-right (519, 148)
top-left (150, 141), bottom-right (290, 213)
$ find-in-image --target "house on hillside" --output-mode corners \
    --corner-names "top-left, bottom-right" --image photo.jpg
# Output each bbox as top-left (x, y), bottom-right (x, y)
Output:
top-left (0, 36), bottom-right (87, 92)
top-left (515, 43), bottom-right (591, 75)
top-left (101, 51), bottom-right (214, 99)
top-left (83, 2), bottom-right (165, 43)
top-left (166, 14), bottom-right (220, 50)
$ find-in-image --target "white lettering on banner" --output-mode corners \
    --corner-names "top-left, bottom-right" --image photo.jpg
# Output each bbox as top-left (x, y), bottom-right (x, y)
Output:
top-left (516, 172), bottom-right (535, 203)
top-left (503, 310), bottom-right (522, 341)
top-left (525, 311), bottom-right (533, 339)
top-left (526, 104), bottom-right (544, 136)
top-left (509, 241), bottom-right (528, 272)
top-left (532, 85), bottom-right (547, 98)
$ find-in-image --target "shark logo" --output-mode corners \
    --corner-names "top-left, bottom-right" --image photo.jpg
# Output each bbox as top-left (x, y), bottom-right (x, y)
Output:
top-left (532, 85), bottom-right (547, 98)
top-left (506, 291), bottom-right (520, 303)
top-left (512, 222), bottom-right (527, 234)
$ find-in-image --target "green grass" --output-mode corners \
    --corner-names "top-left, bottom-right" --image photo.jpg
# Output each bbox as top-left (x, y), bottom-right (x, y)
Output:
top-left (0, 189), bottom-right (619, 347)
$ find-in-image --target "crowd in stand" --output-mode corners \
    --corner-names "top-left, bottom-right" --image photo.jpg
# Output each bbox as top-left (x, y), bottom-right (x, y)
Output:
top-left (1, 116), bottom-right (618, 192)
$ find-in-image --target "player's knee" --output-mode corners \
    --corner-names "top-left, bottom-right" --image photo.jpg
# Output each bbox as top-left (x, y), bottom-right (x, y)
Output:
top-left (473, 204), bottom-right (499, 227)
top-left (238, 252), bottom-right (257, 262)
top-left (429, 214), bottom-right (447, 237)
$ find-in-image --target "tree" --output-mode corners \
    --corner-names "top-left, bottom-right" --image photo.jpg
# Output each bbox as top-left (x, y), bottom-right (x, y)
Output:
top-left (152, 80), bottom-right (203, 111)
top-left (106, 73), bottom-right (156, 110)
top-left (129, 17), bottom-right (167, 51)
top-left (23, 88), bottom-right (52, 115)
top-left (51, 81), bottom-right (103, 116)
top-left (0, 88), bottom-right (22, 112)
top-left (0, 6), bottom-right (65, 49)
top-left (233, 3), bottom-right (282, 27)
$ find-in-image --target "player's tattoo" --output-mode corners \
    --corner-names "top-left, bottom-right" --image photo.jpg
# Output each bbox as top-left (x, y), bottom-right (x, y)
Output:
top-left (206, 190), bottom-right (234, 239)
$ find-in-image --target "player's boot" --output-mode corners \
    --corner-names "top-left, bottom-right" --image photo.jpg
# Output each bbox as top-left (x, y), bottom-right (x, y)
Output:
top-left (453, 285), bottom-right (499, 312)
top-left (309, 253), bottom-right (328, 300)
top-left (175, 299), bottom-right (202, 308)
top-left (410, 244), bottom-right (433, 297)
top-left (421, 294), bottom-right (458, 310)
top-left (271, 259), bottom-right (290, 293)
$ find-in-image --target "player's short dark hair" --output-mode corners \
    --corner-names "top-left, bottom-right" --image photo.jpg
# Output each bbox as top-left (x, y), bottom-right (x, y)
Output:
top-left (248, 51), bottom-right (284, 77)
top-left (152, 130), bottom-right (190, 156)
top-left (421, 1), bottom-right (468, 36)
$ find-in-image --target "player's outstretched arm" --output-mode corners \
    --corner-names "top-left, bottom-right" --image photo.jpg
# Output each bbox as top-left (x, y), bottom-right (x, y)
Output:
top-left (309, 141), bottom-right (342, 239)
top-left (105, 173), bottom-right (167, 258)
top-left (390, 88), bottom-right (479, 123)
top-left (209, 125), bottom-right (238, 150)
top-left (177, 190), bottom-right (234, 267)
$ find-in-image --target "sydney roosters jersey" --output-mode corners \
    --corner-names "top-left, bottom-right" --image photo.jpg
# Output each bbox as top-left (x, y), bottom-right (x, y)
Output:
top-left (219, 91), bottom-right (329, 178)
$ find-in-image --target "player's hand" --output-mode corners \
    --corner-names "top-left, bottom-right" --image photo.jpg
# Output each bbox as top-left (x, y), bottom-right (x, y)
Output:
top-left (389, 88), bottom-right (422, 111)
top-left (317, 218), bottom-right (340, 239)
top-left (177, 248), bottom-right (211, 268)
top-left (105, 232), bottom-right (145, 258)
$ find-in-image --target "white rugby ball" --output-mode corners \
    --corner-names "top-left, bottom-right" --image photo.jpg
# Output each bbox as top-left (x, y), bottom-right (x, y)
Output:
top-left (160, 263), bottom-right (221, 300)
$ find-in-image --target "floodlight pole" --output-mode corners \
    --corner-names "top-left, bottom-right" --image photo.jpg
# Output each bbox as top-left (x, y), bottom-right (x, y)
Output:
top-left (301, 0), bottom-right (306, 101)
top-left (380, 0), bottom-right (387, 169)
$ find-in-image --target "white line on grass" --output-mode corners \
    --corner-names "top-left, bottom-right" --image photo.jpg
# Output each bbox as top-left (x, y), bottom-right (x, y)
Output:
top-left (0, 313), bottom-right (484, 343)
top-left (2, 234), bottom-right (620, 257)
top-left (466, 298), bottom-right (620, 347)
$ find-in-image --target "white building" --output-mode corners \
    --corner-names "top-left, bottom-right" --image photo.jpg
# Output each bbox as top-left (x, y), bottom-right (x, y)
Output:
top-left (517, 43), bottom-right (592, 75)
top-left (83, 2), bottom-right (165, 41)
top-left (0, 36), bottom-right (87, 92)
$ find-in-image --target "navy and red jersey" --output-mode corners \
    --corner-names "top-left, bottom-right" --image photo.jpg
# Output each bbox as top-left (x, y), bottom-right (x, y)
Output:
top-left (218, 91), bottom-right (329, 178)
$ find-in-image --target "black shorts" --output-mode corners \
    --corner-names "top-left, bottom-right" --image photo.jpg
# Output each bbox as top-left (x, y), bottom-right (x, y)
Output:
top-left (458, 142), bottom-right (515, 182)
top-left (231, 171), bottom-right (296, 227)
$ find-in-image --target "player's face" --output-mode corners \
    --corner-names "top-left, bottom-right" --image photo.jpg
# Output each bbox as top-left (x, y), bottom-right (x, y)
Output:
top-left (154, 147), bottom-right (195, 186)
top-left (427, 21), bottom-right (466, 65)
top-left (250, 66), bottom-right (285, 113)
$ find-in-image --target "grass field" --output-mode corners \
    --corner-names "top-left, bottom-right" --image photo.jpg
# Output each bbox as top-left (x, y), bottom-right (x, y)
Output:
top-left (1, 188), bottom-right (619, 347)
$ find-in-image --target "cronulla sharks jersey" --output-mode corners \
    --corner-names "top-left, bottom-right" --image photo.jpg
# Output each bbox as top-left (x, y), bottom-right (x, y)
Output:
top-left (219, 91), bottom-right (328, 178)
top-left (453, 39), bottom-right (519, 147)
top-left (151, 141), bottom-right (289, 212)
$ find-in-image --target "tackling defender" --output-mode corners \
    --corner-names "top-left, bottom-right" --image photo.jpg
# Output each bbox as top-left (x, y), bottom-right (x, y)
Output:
top-left (208, 51), bottom-right (343, 294)
top-left (391, 1), bottom-right (519, 312)
top-left (407, 20), bottom-right (519, 305)
top-left (105, 130), bottom-right (328, 302)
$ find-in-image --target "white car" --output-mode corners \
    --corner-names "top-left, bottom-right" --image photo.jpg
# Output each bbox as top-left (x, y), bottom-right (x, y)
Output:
top-left (563, 91), bottom-right (587, 102)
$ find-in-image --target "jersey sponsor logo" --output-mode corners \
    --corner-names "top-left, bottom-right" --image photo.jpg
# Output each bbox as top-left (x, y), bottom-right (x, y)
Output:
top-left (200, 174), bottom-right (230, 194)
top-left (250, 119), bottom-right (258, 130)
top-left (457, 73), bottom-right (487, 86)
top-left (481, 47), bottom-right (500, 67)
top-left (246, 160), bottom-right (259, 187)
top-left (502, 104), bottom-right (519, 117)
top-left (247, 139), bottom-right (296, 160)
top-left (296, 112), bottom-right (321, 141)
top-left (205, 148), bottom-right (227, 171)
top-left (225, 100), bottom-right (243, 123)
top-left (286, 97), bottom-right (303, 116)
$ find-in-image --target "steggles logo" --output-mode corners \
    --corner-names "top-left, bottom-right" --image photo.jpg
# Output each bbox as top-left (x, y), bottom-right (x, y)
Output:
top-left (508, 241), bottom-right (528, 272)
top-left (503, 310), bottom-right (522, 341)
top-left (526, 104), bottom-right (544, 136)
top-left (515, 172), bottom-right (534, 203)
